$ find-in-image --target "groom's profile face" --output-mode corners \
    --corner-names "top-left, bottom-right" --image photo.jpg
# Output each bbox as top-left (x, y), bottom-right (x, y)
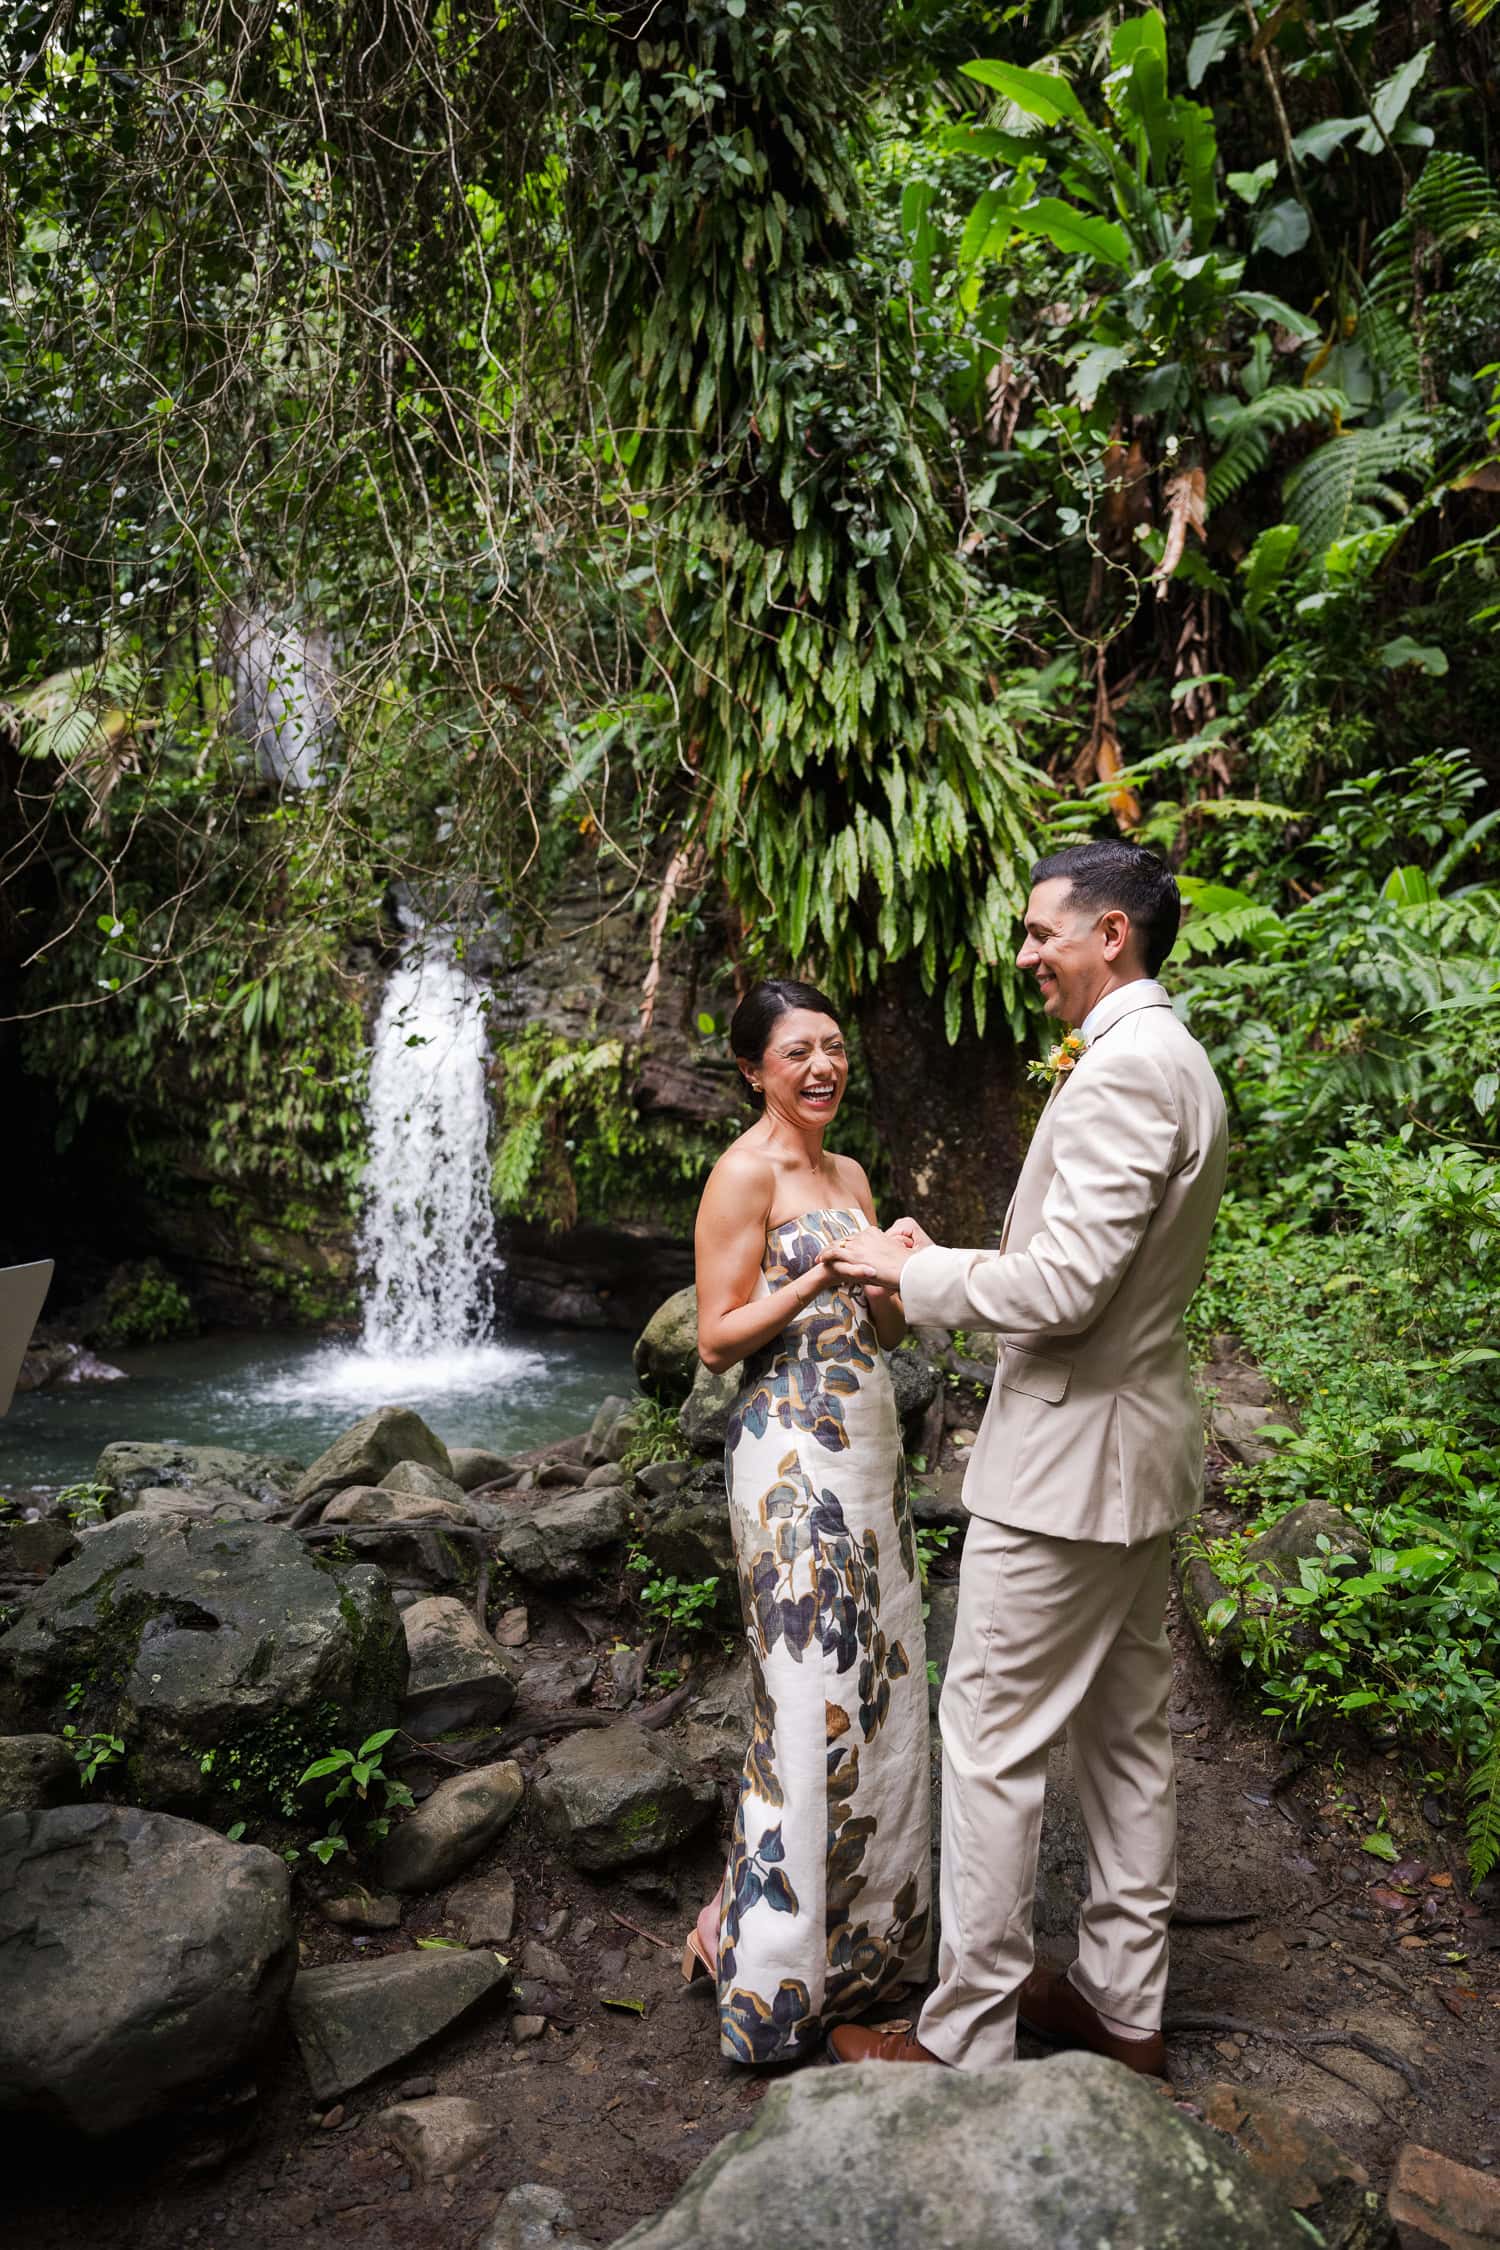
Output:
top-left (1017, 877), bottom-right (1120, 1026)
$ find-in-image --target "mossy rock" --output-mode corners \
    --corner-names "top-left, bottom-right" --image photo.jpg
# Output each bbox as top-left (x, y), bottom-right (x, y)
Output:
top-left (532, 1724), bottom-right (716, 1871)
top-left (632, 1286), bottom-right (701, 1405)
top-left (0, 1517), bottom-right (406, 1821)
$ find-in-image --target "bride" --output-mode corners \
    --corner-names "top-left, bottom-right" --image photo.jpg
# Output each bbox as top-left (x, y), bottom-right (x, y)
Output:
top-left (682, 977), bottom-right (930, 2065)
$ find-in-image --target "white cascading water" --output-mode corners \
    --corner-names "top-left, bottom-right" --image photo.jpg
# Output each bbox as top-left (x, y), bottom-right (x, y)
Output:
top-left (262, 921), bottom-right (546, 1409)
top-left (357, 932), bottom-right (498, 1357)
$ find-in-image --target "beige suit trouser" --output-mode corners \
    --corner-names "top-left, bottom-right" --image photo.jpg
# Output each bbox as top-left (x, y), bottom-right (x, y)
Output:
top-left (916, 1517), bottom-right (1176, 2070)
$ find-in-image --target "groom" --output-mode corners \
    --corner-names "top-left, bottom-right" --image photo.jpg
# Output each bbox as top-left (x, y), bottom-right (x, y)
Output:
top-left (825, 840), bottom-right (1227, 2077)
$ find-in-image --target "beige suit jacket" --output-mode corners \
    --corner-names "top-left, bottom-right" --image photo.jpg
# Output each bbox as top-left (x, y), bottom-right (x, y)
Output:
top-left (901, 980), bottom-right (1227, 1545)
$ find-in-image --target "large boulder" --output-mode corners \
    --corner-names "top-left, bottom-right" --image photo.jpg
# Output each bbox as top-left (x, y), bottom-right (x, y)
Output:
top-left (614, 2054), bottom-right (1311, 2250)
top-left (533, 1724), bottom-right (716, 1871)
top-left (401, 1597), bottom-right (518, 1739)
top-left (0, 1804), bottom-right (295, 2135)
top-left (678, 1362), bottom-right (741, 1455)
top-left (94, 1441), bottom-right (302, 1521)
top-left (382, 1760), bottom-right (525, 1893)
top-left (0, 1517), bottom-right (406, 1817)
top-left (291, 1406), bottom-right (453, 1518)
top-left (287, 1949), bottom-right (509, 2102)
top-left (632, 1286), bottom-right (701, 1404)
top-left (494, 1486), bottom-right (629, 1587)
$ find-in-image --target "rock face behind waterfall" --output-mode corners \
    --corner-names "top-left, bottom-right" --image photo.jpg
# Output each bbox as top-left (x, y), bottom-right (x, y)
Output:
top-left (0, 1518), bottom-right (406, 1817)
top-left (615, 2054), bottom-right (1311, 2250)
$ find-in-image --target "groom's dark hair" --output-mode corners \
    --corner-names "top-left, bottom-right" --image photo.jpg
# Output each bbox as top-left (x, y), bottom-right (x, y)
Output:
top-left (1030, 841), bottom-right (1181, 976)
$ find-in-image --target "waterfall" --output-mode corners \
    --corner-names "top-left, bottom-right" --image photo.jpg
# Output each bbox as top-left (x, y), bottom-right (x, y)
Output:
top-left (357, 931), bottom-right (499, 1359)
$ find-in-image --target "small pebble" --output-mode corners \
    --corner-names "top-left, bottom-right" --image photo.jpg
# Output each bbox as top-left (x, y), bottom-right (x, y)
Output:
top-left (319, 2105), bottom-right (346, 2130)
top-left (398, 2076), bottom-right (437, 2100)
top-left (512, 2014), bottom-right (547, 2043)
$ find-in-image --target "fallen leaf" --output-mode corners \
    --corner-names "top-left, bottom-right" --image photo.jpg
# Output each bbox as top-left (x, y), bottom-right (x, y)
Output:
top-left (1429, 1872), bottom-right (1453, 1889)
top-left (601, 1995), bottom-right (647, 2015)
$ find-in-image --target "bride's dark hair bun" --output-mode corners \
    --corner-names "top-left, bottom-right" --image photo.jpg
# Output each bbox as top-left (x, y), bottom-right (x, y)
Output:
top-left (730, 979), bottom-right (843, 1109)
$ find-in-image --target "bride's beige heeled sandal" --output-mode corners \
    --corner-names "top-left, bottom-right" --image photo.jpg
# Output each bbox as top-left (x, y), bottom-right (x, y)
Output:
top-left (680, 1897), bottom-right (721, 1985)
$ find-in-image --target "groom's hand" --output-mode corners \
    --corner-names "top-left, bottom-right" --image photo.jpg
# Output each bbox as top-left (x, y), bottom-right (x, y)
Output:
top-left (889, 1215), bottom-right (934, 1252)
top-left (825, 1226), bottom-right (916, 1291)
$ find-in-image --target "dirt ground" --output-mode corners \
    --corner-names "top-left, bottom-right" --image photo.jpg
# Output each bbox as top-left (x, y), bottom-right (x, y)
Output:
top-left (5, 1446), bottom-right (1498, 2250)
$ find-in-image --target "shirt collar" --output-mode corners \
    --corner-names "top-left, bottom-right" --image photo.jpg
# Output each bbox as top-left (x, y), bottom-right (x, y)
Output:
top-left (1078, 977), bottom-right (1171, 1043)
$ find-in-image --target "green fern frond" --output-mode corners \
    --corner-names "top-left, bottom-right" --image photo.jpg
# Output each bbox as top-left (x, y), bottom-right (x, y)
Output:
top-left (1176, 878), bottom-right (1287, 959)
top-left (1206, 387), bottom-right (1346, 512)
top-left (1467, 1727), bottom-right (1500, 1884)
top-left (1369, 153), bottom-right (1500, 310)
top-left (490, 1115), bottom-right (546, 1213)
top-left (1282, 411), bottom-right (1434, 558)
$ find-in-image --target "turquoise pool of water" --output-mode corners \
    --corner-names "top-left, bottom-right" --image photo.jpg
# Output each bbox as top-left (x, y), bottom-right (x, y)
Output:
top-left (2, 1325), bottom-right (636, 1495)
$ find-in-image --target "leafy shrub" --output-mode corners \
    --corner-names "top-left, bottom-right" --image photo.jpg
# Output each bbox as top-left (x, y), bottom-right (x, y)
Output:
top-left (1191, 1153), bottom-right (1500, 1875)
top-left (97, 1260), bottom-right (195, 1346)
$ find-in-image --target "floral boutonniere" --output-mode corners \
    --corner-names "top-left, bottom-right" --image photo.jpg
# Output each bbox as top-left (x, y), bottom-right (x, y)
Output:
top-left (1027, 1031), bottom-right (1089, 1088)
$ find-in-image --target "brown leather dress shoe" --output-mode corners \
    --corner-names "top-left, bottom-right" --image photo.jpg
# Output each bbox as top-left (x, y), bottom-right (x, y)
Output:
top-left (827, 2022), bottom-right (946, 2066)
top-left (1017, 1967), bottom-right (1167, 2079)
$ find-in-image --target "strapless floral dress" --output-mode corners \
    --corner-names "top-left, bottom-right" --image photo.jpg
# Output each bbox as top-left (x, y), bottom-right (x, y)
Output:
top-left (716, 1207), bottom-right (930, 2065)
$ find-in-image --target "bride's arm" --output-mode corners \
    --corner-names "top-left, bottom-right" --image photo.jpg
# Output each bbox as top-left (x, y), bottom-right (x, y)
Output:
top-left (695, 1153), bottom-right (836, 1373)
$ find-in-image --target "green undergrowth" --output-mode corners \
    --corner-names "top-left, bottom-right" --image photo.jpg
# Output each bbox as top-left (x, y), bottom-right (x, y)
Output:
top-left (1189, 1159), bottom-right (1500, 1879)
top-left (489, 1026), bottom-right (736, 1235)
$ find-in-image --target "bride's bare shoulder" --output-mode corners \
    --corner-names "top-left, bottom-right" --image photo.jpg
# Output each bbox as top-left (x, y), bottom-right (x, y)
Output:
top-left (827, 1149), bottom-right (876, 1218)
top-left (701, 1135), bottom-right (775, 1217)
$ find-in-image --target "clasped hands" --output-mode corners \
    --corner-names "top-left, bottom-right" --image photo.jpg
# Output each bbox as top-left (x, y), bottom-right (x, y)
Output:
top-left (821, 1214), bottom-right (934, 1298)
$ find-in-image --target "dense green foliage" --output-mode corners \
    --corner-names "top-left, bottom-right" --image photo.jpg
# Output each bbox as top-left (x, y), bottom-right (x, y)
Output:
top-left (3, 3), bottom-right (1499, 1854)
top-left (1173, 754), bottom-right (1499, 1871)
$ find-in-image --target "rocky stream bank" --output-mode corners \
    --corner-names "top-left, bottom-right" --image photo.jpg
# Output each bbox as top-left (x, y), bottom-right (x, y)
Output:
top-left (1, 1301), bottom-right (1496, 2250)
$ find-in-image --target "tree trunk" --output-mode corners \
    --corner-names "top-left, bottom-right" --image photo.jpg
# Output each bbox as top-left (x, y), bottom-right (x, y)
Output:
top-left (855, 963), bottom-right (1031, 1247)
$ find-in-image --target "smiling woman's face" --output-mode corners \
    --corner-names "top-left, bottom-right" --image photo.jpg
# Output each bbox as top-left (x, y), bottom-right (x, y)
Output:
top-left (747, 1008), bottom-right (848, 1128)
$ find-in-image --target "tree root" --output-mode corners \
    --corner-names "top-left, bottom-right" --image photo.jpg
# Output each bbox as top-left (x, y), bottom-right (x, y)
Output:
top-left (1163, 2010), bottom-right (1428, 2119)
